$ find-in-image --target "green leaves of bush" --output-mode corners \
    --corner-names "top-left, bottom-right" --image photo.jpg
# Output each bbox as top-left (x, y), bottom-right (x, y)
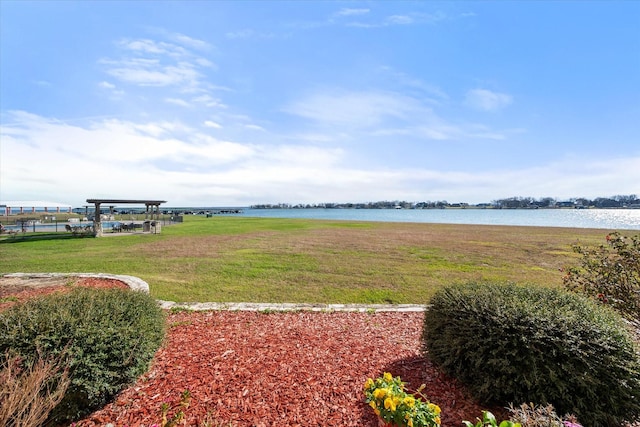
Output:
top-left (422, 283), bottom-right (640, 427)
top-left (563, 232), bottom-right (640, 321)
top-left (0, 288), bottom-right (165, 423)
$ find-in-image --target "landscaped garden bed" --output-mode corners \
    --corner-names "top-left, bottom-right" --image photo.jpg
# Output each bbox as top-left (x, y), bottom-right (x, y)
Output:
top-left (1, 277), bottom-right (497, 426)
top-left (3, 268), bottom-right (638, 426)
top-left (75, 309), bottom-right (495, 427)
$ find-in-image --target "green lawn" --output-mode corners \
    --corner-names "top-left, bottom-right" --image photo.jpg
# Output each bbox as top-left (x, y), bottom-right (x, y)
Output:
top-left (0, 215), bottom-right (612, 304)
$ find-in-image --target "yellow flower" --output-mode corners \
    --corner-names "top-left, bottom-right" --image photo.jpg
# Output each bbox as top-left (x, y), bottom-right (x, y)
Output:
top-left (403, 396), bottom-right (415, 408)
top-left (373, 388), bottom-right (386, 399)
top-left (435, 416), bottom-right (441, 425)
top-left (364, 378), bottom-right (375, 390)
top-left (374, 408), bottom-right (380, 416)
top-left (428, 403), bottom-right (441, 415)
top-left (408, 419), bottom-right (414, 427)
top-left (383, 372), bottom-right (393, 382)
top-left (369, 401), bottom-right (377, 410)
top-left (384, 397), bottom-right (397, 411)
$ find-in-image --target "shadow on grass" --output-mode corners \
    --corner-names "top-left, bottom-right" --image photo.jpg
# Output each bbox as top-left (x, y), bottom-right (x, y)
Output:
top-left (0, 233), bottom-right (95, 243)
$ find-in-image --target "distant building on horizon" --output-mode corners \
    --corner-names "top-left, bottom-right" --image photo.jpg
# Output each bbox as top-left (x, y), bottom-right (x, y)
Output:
top-left (0, 200), bottom-right (73, 215)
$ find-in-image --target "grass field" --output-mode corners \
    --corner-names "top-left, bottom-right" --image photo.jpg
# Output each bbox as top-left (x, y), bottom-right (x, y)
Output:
top-left (0, 215), bottom-right (614, 304)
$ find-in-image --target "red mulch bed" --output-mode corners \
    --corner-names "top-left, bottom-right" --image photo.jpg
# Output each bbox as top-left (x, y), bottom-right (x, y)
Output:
top-left (75, 310), bottom-right (503, 427)
top-left (0, 277), bottom-right (129, 310)
top-left (2, 278), bottom-right (505, 427)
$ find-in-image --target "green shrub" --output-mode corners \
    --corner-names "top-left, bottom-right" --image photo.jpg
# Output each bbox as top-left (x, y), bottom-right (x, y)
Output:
top-left (422, 282), bottom-right (640, 427)
top-left (0, 288), bottom-right (165, 423)
top-left (563, 232), bottom-right (640, 321)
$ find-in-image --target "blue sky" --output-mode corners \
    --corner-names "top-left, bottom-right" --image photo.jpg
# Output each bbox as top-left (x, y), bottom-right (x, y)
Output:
top-left (1, 1), bottom-right (639, 207)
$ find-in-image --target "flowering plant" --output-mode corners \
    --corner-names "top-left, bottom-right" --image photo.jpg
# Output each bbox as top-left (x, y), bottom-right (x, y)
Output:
top-left (463, 411), bottom-right (520, 427)
top-left (364, 372), bottom-right (441, 427)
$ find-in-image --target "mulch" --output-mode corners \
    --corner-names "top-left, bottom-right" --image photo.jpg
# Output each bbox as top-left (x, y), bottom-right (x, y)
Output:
top-left (1, 278), bottom-right (504, 427)
top-left (0, 277), bottom-right (129, 311)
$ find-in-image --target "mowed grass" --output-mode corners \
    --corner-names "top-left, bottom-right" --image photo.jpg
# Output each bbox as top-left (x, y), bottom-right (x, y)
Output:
top-left (0, 215), bottom-right (612, 304)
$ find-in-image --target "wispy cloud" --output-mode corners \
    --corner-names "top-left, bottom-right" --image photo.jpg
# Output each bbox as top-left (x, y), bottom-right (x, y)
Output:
top-left (102, 58), bottom-right (202, 88)
top-left (295, 8), bottom-right (449, 30)
top-left (203, 120), bottom-right (222, 129)
top-left (224, 29), bottom-right (282, 40)
top-left (333, 8), bottom-right (370, 17)
top-left (165, 98), bottom-right (191, 107)
top-left (345, 11), bottom-right (448, 28)
top-left (191, 94), bottom-right (225, 108)
top-left (98, 80), bottom-right (125, 98)
top-left (98, 81), bottom-right (116, 90)
top-left (100, 35), bottom-right (215, 94)
top-left (168, 32), bottom-right (212, 50)
top-left (283, 89), bottom-right (509, 141)
top-left (244, 124), bottom-right (266, 132)
top-left (283, 90), bottom-right (426, 128)
top-left (464, 89), bottom-right (513, 111)
top-left (376, 66), bottom-right (449, 101)
top-left (118, 38), bottom-right (187, 57)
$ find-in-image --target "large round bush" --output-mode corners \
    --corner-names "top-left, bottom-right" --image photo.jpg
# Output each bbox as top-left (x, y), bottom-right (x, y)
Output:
top-left (0, 287), bottom-right (165, 423)
top-left (422, 282), bottom-right (640, 427)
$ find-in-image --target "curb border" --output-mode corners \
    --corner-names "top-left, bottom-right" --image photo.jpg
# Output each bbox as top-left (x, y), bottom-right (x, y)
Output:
top-left (3, 273), bottom-right (427, 313)
top-left (2, 272), bottom-right (149, 293)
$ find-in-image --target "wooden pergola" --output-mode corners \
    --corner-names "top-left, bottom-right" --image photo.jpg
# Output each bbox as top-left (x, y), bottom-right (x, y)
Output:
top-left (86, 199), bottom-right (166, 237)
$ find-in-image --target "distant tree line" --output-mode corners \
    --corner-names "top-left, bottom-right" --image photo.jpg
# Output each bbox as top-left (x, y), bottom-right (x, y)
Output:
top-left (251, 195), bottom-right (639, 210)
top-left (492, 194), bottom-right (639, 209)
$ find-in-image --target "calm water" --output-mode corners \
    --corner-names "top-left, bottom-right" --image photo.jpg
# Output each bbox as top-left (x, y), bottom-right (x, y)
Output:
top-left (238, 208), bottom-right (640, 230)
top-left (5, 209), bottom-right (638, 231)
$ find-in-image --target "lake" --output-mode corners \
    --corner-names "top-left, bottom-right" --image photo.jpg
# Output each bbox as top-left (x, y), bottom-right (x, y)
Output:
top-left (237, 208), bottom-right (640, 230)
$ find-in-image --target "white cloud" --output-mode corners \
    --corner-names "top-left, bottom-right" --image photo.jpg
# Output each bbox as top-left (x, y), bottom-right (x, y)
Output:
top-left (99, 81), bottom-right (116, 89)
top-left (119, 38), bottom-right (183, 56)
top-left (386, 15), bottom-right (414, 25)
top-left (102, 58), bottom-right (202, 88)
top-left (204, 120), bottom-right (222, 129)
top-left (3, 110), bottom-right (636, 206)
top-left (376, 66), bottom-right (449, 101)
top-left (465, 89), bottom-right (513, 111)
top-left (344, 11), bottom-right (447, 28)
top-left (334, 8), bottom-right (370, 17)
top-left (193, 94), bottom-right (227, 108)
top-left (224, 29), bottom-right (281, 40)
top-left (169, 32), bottom-right (212, 50)
top-left (282, 89), bottom-right (510, 140)
top-left (283, 90), bottom-right (426, 128)
top-left (100, 34), bottom-right (215, 96)
top-left (195, 58), bottom-right (216, 68)
top-left (165, 98), bottom-right (191, 107)
top-left (225, 29), bottom-right (255, 39)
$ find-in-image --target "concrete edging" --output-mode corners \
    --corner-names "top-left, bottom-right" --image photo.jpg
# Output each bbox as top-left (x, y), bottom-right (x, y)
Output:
top-left (3, 273), bottom-right (427, 312)
top-left (157, 300), bottom-right (427, 312)
top-left (3, 272), bottom-right (149, 293)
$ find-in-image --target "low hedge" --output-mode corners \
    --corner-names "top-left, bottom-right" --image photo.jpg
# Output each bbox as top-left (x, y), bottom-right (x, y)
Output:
top-left (0, 287), bottom-right (165, 423)
top-left (422, 282), bottom-right (640, 427)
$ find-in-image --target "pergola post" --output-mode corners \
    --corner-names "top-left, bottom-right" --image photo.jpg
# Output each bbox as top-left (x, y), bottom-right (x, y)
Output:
top-left (93, 202), bottom-right (103, 236)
